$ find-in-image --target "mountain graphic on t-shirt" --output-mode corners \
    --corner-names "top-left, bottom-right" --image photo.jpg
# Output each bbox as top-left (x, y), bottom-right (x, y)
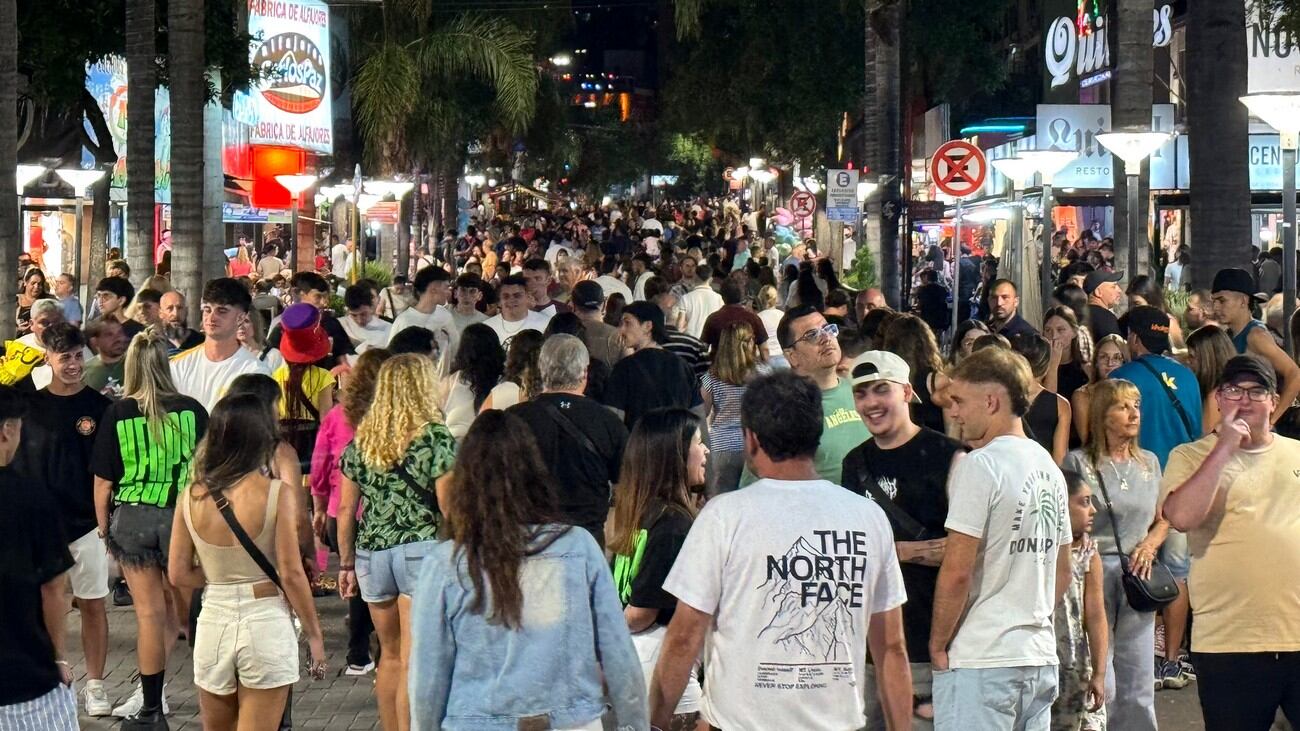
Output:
top-left (755, 537), bottom-right (856, 662)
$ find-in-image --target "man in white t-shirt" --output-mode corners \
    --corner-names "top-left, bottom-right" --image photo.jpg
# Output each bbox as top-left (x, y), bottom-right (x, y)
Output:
top-left (650, 371), bottom-right (911, 731)
top-left (594, 257), bottom-right (633, 304)
top-left (340, 283), bottom-right (391, 355)
top-left (630, 254), bottom-right (655, 302)
top-left (388, 265), bottom-right (457, 361)
top-left (484, 275), bottom-right (551, 351)
top-left (330, 236), bottom-right (352, 280)
top-left (929, 346), bottom-right (1071, 730)
top-left (170, 278), bottom-right (272, 411)
top-left (678, 275), bottom-right (724, 339)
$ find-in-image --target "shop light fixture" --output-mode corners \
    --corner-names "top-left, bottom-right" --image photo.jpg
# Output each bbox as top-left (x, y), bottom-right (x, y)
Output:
top-left (1242, 91), bottom-right (1300, 352)
top-left (749, 157), bottom-right (765, 169)
top-left (17, 164), bottom-right (46, 190)
top-left (464, 174), bottom-right (486, 187)
top-left (275, 174), bottom-right (318, 197)
top-left (750, 169), bottom-right (776, 184)
top-left (959, 123), bottom-right (1026, 136)
top-left (1095, 131), bottom-right (1171, 176)
top-left (856, 181), bottom-right (879, 202)
top-left (56, 168), bottom-right (105, 196)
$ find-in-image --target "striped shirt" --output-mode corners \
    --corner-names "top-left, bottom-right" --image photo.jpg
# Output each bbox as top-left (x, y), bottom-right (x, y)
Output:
top-left (662, 327), bottom-right (708, 379)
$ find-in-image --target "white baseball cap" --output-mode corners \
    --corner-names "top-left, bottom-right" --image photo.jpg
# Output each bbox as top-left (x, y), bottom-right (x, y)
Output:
top-left (849, 350), bottom-right (921, 403)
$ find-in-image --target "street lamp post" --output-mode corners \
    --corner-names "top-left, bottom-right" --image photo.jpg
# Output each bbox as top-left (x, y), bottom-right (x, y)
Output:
top-left (1096, 129), bottom-right (1171, 286)
top-left (275, 174), bottom-right (319, 273)
top-left (365, 180), bottom-right (416, 273)
top-left (1018, 150), bottom-right (1080, 308)
top-left (990, 157), bottom-right (1039, 313)
top-left (55, 168), bottom-right (105, 286)
top-left (1241, 92), bottom-right (1300, 353)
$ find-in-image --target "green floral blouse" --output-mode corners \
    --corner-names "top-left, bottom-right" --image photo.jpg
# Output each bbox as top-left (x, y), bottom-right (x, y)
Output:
top-left (341, 421), bottom-right (456, 552)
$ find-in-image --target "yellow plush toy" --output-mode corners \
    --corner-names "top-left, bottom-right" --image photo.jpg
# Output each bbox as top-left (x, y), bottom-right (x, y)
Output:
top-left (0, 340), bottom-right (45, 385)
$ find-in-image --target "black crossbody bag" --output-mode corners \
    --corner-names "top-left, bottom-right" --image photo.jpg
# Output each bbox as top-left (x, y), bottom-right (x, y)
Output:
top-left (853, 462), bottom-right (933, 542)
top-left (1094, 467), bottom-right (1179, 612)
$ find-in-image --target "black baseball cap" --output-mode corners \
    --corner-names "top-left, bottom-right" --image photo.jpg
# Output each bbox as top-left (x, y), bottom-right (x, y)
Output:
top-left (1127, 305), bottom-right (1171, 354)
top-left (1082, 269), bottom-right (1123, 295)
top-left (1211, 268), bottom-right (1267, 302)
top-left (1219, 354), bottom-right (1277, 392)
top-left (571, 280), bottom-right (605, 311)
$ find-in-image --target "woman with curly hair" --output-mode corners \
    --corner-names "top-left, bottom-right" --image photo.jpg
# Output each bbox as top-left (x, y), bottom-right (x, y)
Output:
top-left (409, 410), bottom-right (646, 730)
top-left (336, 354), bottom-right (456, 731)
top-left (480, 329), bottom-right (545, 413)
top-left (442, 323), bottom-right (504, 439)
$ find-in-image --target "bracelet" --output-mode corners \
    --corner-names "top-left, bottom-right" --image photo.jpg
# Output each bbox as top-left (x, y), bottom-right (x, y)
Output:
top-left (55, 660), bottom-right (70, 667)
top-left (339, 564), bottom-right (355, 571)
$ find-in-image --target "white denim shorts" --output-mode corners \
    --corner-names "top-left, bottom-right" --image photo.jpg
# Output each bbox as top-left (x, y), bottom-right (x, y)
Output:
top-left (192, 582), bottom-right (299, 695)
top-left (68, 528), bottom-right (110, 600)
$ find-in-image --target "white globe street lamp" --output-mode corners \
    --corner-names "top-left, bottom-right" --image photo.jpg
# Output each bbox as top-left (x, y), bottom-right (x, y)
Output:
top-left (1096, 129), bottom-right (1171, 282)
top-left (17, 164), bottom-right (46, 190)
top-left (56, 168), bottom-right (105, 285)
top-left (1242, 91), bottom-right (1300, 352)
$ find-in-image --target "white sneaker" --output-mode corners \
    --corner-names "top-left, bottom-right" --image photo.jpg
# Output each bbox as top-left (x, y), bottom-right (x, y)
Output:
top-left (81, 680), bottom-right (112, 716)
top-left (111, 683), bottom-right (170, 718)
top-left (344, 661), bottom-right (375, 676)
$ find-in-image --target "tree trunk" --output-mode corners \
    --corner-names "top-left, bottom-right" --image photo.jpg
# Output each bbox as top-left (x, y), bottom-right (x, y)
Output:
top-left (125, 0), bottom-right (156, 285)
top-left (864, 2), bottom-right (902, 308)
top-left (1113, 0), bottom-right (1155, 285)
top-left (1187, 0), bottom-right (1251, 287)
top-left (0, 0), bottom-right (16, 339)
top-left (396, 191), bottom-right (411, 279)
top-left (89, 176), bottom-right (111, 286)
top-left (169, 0), bottom-right (205, 325)
top-left (203, 70), bottom-right (226, 284)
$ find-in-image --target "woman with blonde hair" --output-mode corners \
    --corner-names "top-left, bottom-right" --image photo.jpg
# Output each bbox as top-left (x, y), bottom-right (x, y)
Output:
top-left (1184, 325), bottom-right (1235, 435)
top-left (881, 313), bottom-right (950, 432)
top-left (1063, 379), bottom-right (1169, 728)
top-left (92, 330), bottom-right (208, 721)
top-left (336, 354), bottom-right (455, 731)
top-left (756, 285), bottom-right (786, 368)
top-left (701, 323), bottom-right (766, 494)
top-left (228, 245), bottom-right (254, 278)
top-left (1071, 334), bottom-right (1129, 443)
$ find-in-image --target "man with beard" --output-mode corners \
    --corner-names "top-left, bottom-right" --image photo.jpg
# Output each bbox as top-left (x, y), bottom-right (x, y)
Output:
top-left (159, 291), bottom-right (203, 354)
top-left (83, 318), bottom-right (129, 400)
top-left (985, 279), bottom-right (1038, 338)
top-left (1084, 270), bottom-right (1125, 342)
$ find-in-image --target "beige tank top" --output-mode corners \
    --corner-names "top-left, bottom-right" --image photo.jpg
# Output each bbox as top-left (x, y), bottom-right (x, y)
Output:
top-left (182, 479), bottom-right (282, 585)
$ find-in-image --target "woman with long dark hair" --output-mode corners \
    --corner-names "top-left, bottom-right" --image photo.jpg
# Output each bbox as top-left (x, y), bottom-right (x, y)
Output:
top-left (1043, 305), bottom-right (1090, 404)
top-left (1012, 333), bottom-right (1072, 465)
top-left (442, 323), bottom-right (504, 439)
top-left (272, 304), bottom-right (335, 469)
top-left (17, 266), bottom-right (49, 335)
top-left (609, 409), bottom-right (707, 730)
top-left (1184, 325), bottom-right (1235, 435)
top-left (409, 411), bottom-right (646, 730)
top-left (168, 394), bottom-right (325, 730)
top-left (787, 262), bottom-right (825, 311)
top-left (480, 329), bottom-right (545, 412)
top-left (881, 313), bottom-right (949, 432)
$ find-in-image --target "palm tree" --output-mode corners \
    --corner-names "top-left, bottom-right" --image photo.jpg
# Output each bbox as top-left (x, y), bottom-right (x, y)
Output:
top-left (1113, 0), bottom-right (1155, 283)
top-left (125, 0), bottom-right (156, 286)
top-left (168, 0), bottom-right (204, 321)
top-left (1186, 0), bottom-right (1251, 287)
top-left (0, 0), bottom-right (16, 339)
top-left (867, 0), bottom-right (902, 308)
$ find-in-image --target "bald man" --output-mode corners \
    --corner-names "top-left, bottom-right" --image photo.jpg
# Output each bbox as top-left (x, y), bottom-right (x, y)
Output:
top-left (855, 288), bottom-right (888, 324)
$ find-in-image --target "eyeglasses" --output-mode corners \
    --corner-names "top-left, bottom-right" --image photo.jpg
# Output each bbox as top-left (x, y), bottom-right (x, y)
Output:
top-left (1219, 384), bottom-right (1272, 402)
top-left (790, 322), bottom-right (838, 347)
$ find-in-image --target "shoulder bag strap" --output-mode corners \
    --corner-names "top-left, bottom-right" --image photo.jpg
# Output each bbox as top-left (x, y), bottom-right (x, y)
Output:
top-left (212, 490), bottom-right (283, 591)
top-left (537, 399), bottom-right (605, 464)
top-left (391, 458), bottom-right (438, 510)
top-left (1091, 460), bottom-right (1128, 557)
top-left (853, 457), bottom-right (930, 541)
top-left (1132, 357), bottom-right (1195, 439)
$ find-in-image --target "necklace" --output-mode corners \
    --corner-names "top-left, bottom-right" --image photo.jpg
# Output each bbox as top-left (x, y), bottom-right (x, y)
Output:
top-left (1107, 457), bottom-right (1130, 491)
top-left (500, 317), bottom-right (527, 335)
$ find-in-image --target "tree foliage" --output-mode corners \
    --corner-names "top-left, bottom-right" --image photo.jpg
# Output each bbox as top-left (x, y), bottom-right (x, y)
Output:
top-left (660, 0), bottom-right (866, 166)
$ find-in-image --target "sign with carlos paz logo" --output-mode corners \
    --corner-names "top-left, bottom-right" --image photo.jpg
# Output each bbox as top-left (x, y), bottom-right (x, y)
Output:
top-left (248, 0), bottom-right (333, 154)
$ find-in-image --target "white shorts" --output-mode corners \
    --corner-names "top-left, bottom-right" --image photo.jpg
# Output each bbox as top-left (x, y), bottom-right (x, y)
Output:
top-left (68, 529), bottom-right (110, 600)
top-left (193, 583), bottom-right (299, 695)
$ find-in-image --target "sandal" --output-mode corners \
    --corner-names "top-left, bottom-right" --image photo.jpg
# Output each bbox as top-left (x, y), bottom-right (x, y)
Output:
top-left (913, 695), bottom-right (934, 721)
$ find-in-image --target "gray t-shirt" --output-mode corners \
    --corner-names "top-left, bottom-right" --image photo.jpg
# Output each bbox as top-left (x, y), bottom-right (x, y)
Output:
top-left (1063, 448), bottom-right (1162, 556)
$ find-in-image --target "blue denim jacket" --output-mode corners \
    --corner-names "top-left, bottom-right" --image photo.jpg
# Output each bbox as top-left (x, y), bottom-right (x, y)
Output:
top-left (408, 525), bottom-right (648, 730)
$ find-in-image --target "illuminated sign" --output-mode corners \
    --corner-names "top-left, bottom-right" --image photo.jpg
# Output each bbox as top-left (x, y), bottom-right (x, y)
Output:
top-left (248, 0), bottom-right (332, 154)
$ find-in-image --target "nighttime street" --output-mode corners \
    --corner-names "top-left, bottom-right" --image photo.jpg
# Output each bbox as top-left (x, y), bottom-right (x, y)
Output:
top-left (2, 1), bottom-right (1300, 730)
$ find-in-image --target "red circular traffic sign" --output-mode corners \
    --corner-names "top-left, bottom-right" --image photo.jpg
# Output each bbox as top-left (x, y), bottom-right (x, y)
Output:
top-left (790, 190), bottom-right (817, 218)
top-left (930, 140), bottom-right (988, 198)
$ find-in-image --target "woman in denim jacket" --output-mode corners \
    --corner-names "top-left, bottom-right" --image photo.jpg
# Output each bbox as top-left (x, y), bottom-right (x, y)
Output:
top-left (409, 410), bottom-right (647, 730)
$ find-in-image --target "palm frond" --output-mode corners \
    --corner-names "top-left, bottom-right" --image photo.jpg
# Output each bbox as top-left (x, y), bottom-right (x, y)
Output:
top-left (353, 42), bottom-right (420, 168)
top-left (415, 14), bottom-right (538, 132)
top-left (674, 0), bottom-right (706, 39)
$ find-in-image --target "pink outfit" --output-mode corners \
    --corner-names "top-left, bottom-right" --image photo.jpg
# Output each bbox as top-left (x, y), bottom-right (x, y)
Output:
top-left (310, 405), bottom-right (354, 518)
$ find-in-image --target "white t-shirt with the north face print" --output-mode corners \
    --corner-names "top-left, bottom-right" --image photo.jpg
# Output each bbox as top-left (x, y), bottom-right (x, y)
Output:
top-left (662, 478), bottom-right (906, 731)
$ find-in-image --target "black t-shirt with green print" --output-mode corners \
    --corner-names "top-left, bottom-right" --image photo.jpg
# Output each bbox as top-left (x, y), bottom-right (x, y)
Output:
top-left (611, 501), bottom-right (693, 627)
top-left (340, 421), bottom-right (456, 552)
top-left (91, 394), bottom-right (208, 509)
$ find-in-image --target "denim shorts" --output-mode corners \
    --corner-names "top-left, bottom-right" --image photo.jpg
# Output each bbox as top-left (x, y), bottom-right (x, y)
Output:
top-left (356, 540), bottom-right (438, 603)
top-left (106, 504), bottom-right (174, 570)
top-left (1159, 529), bottom-right (1190, 580)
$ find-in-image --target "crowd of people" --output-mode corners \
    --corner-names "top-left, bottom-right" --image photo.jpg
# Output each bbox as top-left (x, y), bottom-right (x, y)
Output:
top-left (1, 196), bottom-right (1297, 731)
